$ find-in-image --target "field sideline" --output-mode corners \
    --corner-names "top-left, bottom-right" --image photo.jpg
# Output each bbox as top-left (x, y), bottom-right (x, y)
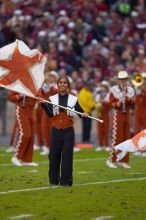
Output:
top-left (0, 147), bottom-right (146, 220)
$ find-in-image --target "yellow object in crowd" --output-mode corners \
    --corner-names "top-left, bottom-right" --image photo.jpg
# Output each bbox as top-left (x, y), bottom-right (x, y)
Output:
top-left (78, 87), bottom-right (95, 113)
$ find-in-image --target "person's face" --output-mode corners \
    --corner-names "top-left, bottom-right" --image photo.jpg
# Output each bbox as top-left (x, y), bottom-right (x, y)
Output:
top-left (58, 78), bottom-right (69, 93)
top-left (101, 86), bottom-right (107, 93)
top-left (119, 78), bottom-right (128, 86)
top-left (48, 75), bottom-right (57, 84)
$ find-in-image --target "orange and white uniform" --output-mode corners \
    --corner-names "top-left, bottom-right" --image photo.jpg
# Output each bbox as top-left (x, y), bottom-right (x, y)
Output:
top-left (108, 85), bottom-right (135, 163)
top-left (41, 83), bottom-right (58, 148)
top-left (9, 118), bottom-right (18, 147)
top-left (5, 101), bottom-right (18, 153)
top-left (95, 92), bottom-right (110, 148)
top-left (7, 94), bottom-right (18, 148)
top-left (35, 103), bottom-right (44, 148)
top-left (8, 91), bottom-right (36, 163)
top-left (135, 86), bottom-right (146, 133)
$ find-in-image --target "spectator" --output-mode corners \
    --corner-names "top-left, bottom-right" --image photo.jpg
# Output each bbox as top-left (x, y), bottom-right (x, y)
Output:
top-left (0, 0), bottom-right (145, 93)
top-left (78, 81), bottom-right (95, 142)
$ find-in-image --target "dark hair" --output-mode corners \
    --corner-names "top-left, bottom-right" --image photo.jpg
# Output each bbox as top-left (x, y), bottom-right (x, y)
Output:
top-left (57, 76), bottom-right (71, 90)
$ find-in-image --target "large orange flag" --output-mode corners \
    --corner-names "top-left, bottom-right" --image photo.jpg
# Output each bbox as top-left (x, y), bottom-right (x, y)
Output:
top-left (0, 39), bottom-right (47, 97)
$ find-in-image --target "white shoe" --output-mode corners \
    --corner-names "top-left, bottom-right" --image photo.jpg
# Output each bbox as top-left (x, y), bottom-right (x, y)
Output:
top-left (40, 146), bottom-right (49, 155)
top-left (106, 159), bottom-right (117, 168)
top-left (11, 156), bottom-right (22, 166)
top-left (23, 162), bottom-right (38, 166)
top-left (133, 151), bottom-right (142, 157)
top-left (142, 152), bottom-right (146, 157)
top-left (6, 146), bottom-right (16, 153)
top-left (33, 144), bottom-right (40, 151)
top-left (105, 147), bottom-right (111, 152)
top-left (95, 147), bottom-right (105, 152)
top-left (117, 162), bottom-right (131, 168)
top-left (74, 147), bottom-right (81, 152)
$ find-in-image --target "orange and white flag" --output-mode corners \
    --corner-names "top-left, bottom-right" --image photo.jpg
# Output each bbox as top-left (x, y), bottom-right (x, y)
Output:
top-left (115, 129), bottom-right (146, 161)
top-left (0, 39), bottom-right (47, 97)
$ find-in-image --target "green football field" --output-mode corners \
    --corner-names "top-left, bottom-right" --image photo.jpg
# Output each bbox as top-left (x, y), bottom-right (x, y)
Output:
top-left (0, 147), bottom-right (146, 220)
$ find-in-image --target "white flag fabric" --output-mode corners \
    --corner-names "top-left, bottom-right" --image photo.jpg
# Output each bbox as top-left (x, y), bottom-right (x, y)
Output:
top-left (0, 39), bottom-right (47, 97)
top-left (115, 129), bottom-right (146, 161)
top-left (115, 139), bottom-right (136, 161)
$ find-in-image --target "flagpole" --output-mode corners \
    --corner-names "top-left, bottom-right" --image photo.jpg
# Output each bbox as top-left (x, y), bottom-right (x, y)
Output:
top-left (0, 84), bottom-right (103, 123)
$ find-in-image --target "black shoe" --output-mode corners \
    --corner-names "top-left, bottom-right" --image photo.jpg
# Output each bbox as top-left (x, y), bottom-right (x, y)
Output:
top-left (50, 184), bottom-right (59, 187)
top-left (60, 184), bottom-right (72, 187)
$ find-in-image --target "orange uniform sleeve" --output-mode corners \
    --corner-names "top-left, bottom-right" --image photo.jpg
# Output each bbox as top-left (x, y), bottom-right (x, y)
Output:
top-left (8, 91), bottom-right (22, 103)
top-left (36, 89), bottom-right (43, 98)
top-left (109, 92), bottom-right (121, 109)
top-left (125, 96), bottom-right (135, 105)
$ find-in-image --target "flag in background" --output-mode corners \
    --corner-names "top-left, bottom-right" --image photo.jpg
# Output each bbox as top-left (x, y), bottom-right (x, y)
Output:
top-left (0, 39), bottom-right (47, 97)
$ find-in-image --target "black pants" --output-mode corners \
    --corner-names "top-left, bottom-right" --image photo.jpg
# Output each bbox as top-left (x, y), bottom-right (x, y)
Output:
top-left (49, 127), bottom-right (74, 186)
top-left (82, 117), bottom-right (91, 142)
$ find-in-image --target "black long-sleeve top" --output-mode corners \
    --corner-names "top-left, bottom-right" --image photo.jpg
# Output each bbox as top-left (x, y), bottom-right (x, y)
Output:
top-left (41, 93), bottom-right (84, 117)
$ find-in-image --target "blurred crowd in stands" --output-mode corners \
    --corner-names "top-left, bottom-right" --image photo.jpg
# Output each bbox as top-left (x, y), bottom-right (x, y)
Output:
top-left (1, 0), bottom-right (146, 84)
top-left (0, 0), bottom-right (146, 135)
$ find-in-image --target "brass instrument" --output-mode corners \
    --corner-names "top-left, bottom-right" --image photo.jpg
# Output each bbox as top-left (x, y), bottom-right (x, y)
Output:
top-left (95, 90), bottom-right (107, 117)
top-left (131, 74), bottom-right (144, 87)
top-left (94, 83), bottom-right (109, 117)
top-left (95, 102), bottom-right (103, 117)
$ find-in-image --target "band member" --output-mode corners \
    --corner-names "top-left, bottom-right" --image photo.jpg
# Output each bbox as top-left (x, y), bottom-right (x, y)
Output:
top-left (6, 93), bottom-right (18, 152)
top-left (134, 73), bottom-right (146, 133)
top-left (34, 102), bottom-right (45, 150)
top-left (94, 81), bottom-right (110, 151)
top-left (134, 72), bottom-right (146, 156)
top-left (106, 71), bottom-right (135, 168)
top-left (67, 76), bottom-right (78, 96)
top-left (40, 71), bottom-right (58, 155)
top-left (41, 76), bottom-right (89, 186)
top-left (8, 91), bottom-right (38, 166)
top-left (6, 119), bottom-right (18, 153)
top-left (68, 76), bottom-right (80, 152)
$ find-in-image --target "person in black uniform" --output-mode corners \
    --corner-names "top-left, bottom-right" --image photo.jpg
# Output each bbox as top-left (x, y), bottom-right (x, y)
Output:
top-left (41, 76), bottom-right (89, 187)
